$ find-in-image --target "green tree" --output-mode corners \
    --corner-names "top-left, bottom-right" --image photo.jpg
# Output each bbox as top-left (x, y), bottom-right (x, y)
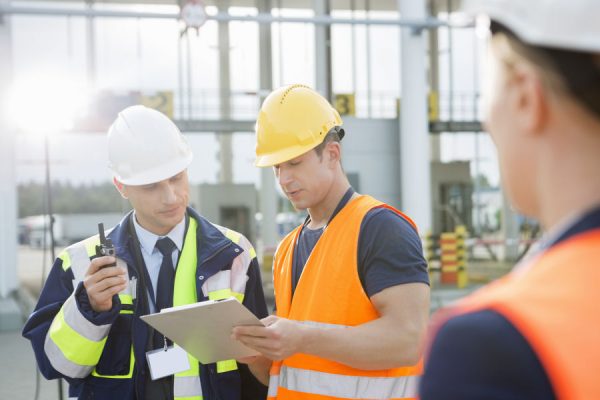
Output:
top-left (18, 182), bottom-right (129, 217)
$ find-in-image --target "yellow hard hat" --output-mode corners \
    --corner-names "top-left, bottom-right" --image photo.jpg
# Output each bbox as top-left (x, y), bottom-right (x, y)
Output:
top-left (254, 84), bottom-right (343, 167)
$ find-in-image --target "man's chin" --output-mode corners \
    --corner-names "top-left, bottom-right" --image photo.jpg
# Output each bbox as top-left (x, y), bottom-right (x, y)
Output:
top-left (290, 202), bottom-right (307, 212)
top-left (159, 208), bottom-right (185, 224)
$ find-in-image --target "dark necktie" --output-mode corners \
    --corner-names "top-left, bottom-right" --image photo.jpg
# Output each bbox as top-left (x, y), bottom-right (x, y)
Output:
top-left (154, 237), bottom-right (176, 348)
top-left (155, 237), bottom-right (176, 311)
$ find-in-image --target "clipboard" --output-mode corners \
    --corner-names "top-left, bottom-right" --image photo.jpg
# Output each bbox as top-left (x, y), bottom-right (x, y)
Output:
top-left (140, 297), bottom-right (264, 364)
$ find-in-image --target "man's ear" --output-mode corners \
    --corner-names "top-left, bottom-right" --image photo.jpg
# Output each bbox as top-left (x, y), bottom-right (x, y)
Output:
top-left (326, 141), bottom-right (341, 167)
top-left (113, 177), bottom-right (128, 199)
top-left (511, 63), bottom-right (549, 136)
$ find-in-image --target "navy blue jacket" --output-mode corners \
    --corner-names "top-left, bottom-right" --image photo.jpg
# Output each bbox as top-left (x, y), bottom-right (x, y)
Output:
top-left (23, 208), bottom-right (268, 400)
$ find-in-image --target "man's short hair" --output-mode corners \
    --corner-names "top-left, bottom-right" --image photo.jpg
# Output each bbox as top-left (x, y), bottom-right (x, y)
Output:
top-left (491, 21), bottom-right (600, 119)
top-left (314, 126), bottom-right (344, 158)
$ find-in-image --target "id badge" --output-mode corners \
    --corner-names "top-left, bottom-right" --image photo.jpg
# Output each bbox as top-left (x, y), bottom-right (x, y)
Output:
top-left (146, 344), bottom-right (190, 380)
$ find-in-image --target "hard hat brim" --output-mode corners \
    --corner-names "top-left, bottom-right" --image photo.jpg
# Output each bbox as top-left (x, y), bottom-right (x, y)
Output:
top-left (113, 153), bottom-right (193, 186)
top-left (461, 0), bottom-right (600, 52)
top-left (255, 143), bottom-right (324, 168)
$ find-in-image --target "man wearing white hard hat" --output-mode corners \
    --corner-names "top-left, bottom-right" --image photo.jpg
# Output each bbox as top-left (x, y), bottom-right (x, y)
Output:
top-left (420, 1), bottom-right (600, 399)
top-left (23, 105), bottom-right (269, 400)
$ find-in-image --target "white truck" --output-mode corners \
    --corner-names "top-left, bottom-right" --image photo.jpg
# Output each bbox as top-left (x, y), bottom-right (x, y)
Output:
top-left (20, 212), bottom-right (124, 248)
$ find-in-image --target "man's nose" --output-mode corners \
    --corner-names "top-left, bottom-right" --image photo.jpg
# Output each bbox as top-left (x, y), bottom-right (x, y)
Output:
top-left (278, 168), bottom-right (293, 186)
top-left (161, 183), bottom-right (177, 204)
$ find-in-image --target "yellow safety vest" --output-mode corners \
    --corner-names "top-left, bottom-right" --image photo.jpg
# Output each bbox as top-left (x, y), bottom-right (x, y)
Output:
top-left (46, 217), bottom-right (257, 400)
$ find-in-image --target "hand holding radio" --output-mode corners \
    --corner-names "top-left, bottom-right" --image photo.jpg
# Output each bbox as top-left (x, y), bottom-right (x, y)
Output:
top-left (95, 223), bottom-right (116, 267)
top-left (83, 223), bottom-right (128, 312)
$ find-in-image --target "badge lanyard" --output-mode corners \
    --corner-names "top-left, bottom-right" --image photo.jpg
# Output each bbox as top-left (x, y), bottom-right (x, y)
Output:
top-left (128, 213), bottom-right (189, 350)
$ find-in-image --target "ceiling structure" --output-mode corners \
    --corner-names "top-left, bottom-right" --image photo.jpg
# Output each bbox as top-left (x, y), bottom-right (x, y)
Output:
top-left (8, 0), bottom-right (458, 13)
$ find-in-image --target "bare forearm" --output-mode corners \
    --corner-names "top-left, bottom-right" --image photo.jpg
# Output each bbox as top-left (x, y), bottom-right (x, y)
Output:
top-left (246, 356), bottom-right (272, 386)
top-left (300, 317), bottom-right (425, 370)
top-left (233, 285), bottom-right (430, 371)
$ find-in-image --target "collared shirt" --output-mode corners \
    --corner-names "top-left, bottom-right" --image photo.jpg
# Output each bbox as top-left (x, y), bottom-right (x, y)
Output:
top-left (132, 212), bottom-right (186, 312)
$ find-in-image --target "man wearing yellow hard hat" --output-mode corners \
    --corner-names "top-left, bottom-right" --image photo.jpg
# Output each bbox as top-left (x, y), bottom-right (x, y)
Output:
top-left (420, 0), bottom-right (600, 399)
top-left (233, 84), bottom-right (430, 399)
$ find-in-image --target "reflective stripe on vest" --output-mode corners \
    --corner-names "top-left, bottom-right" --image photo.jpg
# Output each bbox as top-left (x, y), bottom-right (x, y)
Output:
top-left (432, 230), bottom-right (600, 400)
top-left (200, 225), bottom-right (256, 374)
top-left (205, 271), bottom-right (241, 302)
top-left (172, 222), bottom-right (255, 396)
top-left (172, 217), bottom-right (203, 399)
top-left (44, 294), bottom-right (110, 378)
top-left (267, 321), bottom-right (419, 399)
top-left (269, 366), bottom-right (419, 399)
top-left (48, 232), bottom-right (135, 379)
top-left (270, 195), bottom-right (422, 400)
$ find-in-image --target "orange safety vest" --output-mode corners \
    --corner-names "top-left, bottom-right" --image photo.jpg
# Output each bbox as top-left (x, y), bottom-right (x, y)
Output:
top-left (269, 195), bottom-right (423, 400)
top-left (428, 229), bottom-right (600, 400)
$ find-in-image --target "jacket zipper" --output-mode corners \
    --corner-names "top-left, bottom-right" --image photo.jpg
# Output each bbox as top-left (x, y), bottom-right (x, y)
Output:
top-left (201, 242), bottom-right (233, 266)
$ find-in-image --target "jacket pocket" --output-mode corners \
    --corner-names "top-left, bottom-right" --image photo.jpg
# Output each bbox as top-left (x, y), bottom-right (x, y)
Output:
top-left (93, 314), bottom-right (133, 377)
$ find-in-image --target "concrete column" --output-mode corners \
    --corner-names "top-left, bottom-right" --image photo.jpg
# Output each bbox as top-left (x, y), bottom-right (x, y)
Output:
top-left (365, 0), bottom-right (372, 117)
top-left (313, 0), bottom-right (332, 100)
top-left (428, 1), bottom-right (441, 161)
top-left (398, 0), bottom-right (432, 233)
top-left (257, 0), bottom-right (278, 252)
top-left (218, 1), bottom-right (233, 183)
top-left (350, 0), bottom-right (357, 93)
top-left (0, 6), bottom-right (18, 299)
top-left (86, 0), bottom-right (96, 87)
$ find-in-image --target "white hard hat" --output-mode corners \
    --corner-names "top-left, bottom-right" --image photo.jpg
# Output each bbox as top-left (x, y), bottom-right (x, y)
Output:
top-left (107, 105), bottom-right (193, 185)
top-left (462, 0), bottom-right (600, 52)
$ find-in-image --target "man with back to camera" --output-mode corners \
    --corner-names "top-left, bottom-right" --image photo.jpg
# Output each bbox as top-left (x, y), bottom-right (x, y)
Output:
top-left (420, 1), bottom-right (600, 399)
top-left (23, 105), bottom-right (268, 399)
top-left (232, 84), bottom-right (431, 399)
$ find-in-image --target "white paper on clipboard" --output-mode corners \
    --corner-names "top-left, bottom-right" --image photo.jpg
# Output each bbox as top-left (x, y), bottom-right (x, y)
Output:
top-left (140, 297), bottom-right (264, 364)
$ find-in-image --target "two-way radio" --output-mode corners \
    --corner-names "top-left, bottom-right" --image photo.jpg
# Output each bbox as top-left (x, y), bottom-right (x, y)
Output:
top-left (95, 223), bottom-right (117, 268)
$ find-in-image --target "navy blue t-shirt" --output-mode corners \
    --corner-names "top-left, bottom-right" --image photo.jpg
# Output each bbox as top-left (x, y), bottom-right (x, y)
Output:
top-left (420, 206), bottom-right (600, 399)
top-left (291, 188), bottom-right (429, 298)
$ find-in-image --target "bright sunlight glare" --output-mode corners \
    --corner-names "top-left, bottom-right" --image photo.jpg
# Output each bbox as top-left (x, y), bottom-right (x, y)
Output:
top-left (6, 74), bottom-right (88, 135)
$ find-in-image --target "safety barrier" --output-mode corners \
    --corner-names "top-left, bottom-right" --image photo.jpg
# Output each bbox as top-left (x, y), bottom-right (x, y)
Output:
top-left (427, 225), bottom-right (469, 289)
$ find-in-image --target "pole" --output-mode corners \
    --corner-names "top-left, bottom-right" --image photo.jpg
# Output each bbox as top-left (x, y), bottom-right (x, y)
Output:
top-left (44, 135), bottom-right (61, 399)
top-left (399, 0), bottom-right (432, 233)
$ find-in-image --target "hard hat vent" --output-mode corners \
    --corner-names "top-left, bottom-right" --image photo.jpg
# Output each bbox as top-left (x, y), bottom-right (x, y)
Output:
top-left (254, 84), bottom-right (343, 167)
